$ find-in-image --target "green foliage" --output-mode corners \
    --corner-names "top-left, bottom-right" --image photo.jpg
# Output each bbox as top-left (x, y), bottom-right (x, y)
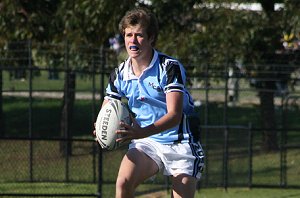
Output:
top-left (55, 0), bottom-right (136, 45)
top-left (0, 0), bottom-right (136, 45)
top-left (1, 0), bottom-right (300, 64)
top-left (0, 0), bottom-right (60, 41)
top-left (1, 0), bottom-right (300, 151)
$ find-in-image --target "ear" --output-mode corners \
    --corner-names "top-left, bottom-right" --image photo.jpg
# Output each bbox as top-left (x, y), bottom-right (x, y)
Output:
top-left (149, 35), bottom-right (155, 46)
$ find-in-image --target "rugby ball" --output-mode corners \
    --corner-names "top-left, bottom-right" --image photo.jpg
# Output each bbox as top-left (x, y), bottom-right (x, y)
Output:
top-left (95, 99), bottom-right (131, 150)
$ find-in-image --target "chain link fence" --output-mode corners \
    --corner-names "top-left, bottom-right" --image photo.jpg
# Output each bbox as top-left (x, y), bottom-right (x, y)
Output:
top-left (0, 41), bottom-right (300, 196)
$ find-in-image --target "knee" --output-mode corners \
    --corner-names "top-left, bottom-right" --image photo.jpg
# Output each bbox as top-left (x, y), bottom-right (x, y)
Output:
top-left (171, 174), bottom-right (197, 197)
top-left (115, 176), bottom-right (134, 196)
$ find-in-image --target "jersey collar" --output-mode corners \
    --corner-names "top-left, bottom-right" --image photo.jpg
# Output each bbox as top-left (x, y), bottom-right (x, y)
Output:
top-left (123, 49), bottom-right (158, 81)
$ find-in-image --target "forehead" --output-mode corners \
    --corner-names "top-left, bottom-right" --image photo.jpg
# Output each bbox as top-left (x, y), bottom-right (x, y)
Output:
top-left (124, 25), bottom-right (146, 34)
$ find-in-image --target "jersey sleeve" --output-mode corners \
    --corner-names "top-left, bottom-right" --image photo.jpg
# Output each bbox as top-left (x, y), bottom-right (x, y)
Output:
top-left (105, 68), bottom-right (123, 101)
top-left (163, 60), bottom-right (195, 115)
top-left (164, 61), bottom-right (186, 93)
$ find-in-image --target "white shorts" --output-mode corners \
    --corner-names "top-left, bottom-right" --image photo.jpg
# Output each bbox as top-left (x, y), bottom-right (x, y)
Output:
top-left (129, 138), bottom-right (205, 179)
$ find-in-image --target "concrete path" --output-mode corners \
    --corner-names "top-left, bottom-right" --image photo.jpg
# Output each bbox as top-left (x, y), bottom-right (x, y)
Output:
top-left (2, 91), bottom-right (101, 100)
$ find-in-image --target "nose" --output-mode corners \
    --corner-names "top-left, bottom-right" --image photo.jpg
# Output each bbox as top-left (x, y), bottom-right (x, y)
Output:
top-left (129, 34), bottom-right (137, 43)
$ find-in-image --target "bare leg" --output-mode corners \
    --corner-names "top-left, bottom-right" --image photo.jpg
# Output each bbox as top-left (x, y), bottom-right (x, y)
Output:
top-left (115, 148), bottom-right (159, 198)
top-left (171, 174), bottom-right (197, 198)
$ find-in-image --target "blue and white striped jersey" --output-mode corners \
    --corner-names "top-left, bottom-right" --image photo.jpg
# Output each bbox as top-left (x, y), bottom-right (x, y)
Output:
top-left (105, 49), bottom-right (196, 144)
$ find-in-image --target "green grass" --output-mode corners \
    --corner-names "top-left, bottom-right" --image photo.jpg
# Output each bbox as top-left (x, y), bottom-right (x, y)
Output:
top-left (195, 188), bottom-right (300, 198)
top-left (2, 70), bottom-right (109, 92)
top-left (1, 183), bottom-right (300, 198)
top-left (4, 95), bottom-right (299, 141)
top-left (2, 97), bottom-right (97, 137)
top-left (150, 188), bottom-right (300, 198)
top-left (0, 182), bottom-right (97, 194)
top-left (1, 140), bottom-right (300, 197)
top-left (1, 75), bottom-right (300, 196)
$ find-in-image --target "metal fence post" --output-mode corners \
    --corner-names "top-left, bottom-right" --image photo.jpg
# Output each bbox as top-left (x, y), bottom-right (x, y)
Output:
top-left (204, 62), bottom-right (209, 186)
top-left (280, 95), bottom-right (288, 187)
top-left (97, 46), bottom-right (105, 198)
top-left (223, 126), bottom-right (229, 190)
top-left (28, 40), bottom-right (33, 182)
top-left (92, 53), bottom-right (97, 184)
top-left (0, 56), bottom-right (3, 136)
top-left (223, 63), bottom-right (229, 191)
top-left (64, 40), bottom-right (70, 182)
top-left (248, 122), bottom-right (253, 188)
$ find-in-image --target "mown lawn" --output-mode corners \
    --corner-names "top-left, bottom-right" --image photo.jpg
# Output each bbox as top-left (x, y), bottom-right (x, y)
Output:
top-left (1, 183), bottom-right (300, 198)
top-left (1, 74), bottom-right (300, 197)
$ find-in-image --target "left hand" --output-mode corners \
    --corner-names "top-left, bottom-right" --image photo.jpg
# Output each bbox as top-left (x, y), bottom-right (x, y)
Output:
top-left (115, 117), bottom-right (144, 143)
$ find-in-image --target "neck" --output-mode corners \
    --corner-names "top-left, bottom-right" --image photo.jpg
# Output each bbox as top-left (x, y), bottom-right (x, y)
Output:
top-left (131, 49), bottom-right (154, 76)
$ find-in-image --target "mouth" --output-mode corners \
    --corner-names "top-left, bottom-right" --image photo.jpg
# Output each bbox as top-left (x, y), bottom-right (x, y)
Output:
top-left (129, 46), bottom-right (139, 51)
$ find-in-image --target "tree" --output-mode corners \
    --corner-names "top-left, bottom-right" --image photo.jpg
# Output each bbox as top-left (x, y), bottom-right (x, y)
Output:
top-left (1, 0), bottom-right (299, 151)
top-left (247, 0), bottom-right (283, 151)
top-left (244, 0), bottom-right (300, 151)
top-left (149, 0), bottom-right (298, 151)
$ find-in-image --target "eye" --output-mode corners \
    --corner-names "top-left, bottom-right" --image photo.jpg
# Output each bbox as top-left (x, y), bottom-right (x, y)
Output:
top-left (125, 33), bottom-right (132, 37)
top-left (136, 33), bottom-right (143, 38)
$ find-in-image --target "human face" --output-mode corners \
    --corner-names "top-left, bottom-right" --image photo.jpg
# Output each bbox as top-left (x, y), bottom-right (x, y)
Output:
top-left (124, 25), bottom-right (154, 62)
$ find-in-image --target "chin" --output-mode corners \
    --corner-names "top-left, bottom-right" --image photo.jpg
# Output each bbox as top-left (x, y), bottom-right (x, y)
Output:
top-left (129, 53), bottom-right (140, 58)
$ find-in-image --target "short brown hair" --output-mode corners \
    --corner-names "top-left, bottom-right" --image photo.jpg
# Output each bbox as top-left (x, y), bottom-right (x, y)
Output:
top-left (119, 7), bottom-right (159, 46)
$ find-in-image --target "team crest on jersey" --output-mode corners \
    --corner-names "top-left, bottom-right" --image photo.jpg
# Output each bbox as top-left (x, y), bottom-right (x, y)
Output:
top-left (148, 82), bottom-right (162, 92)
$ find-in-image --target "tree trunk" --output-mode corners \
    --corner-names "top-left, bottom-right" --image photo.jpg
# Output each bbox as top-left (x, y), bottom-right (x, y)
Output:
top-left (60, 71), bottom-right (76, 156)
top-left (259, 89), bottom-right (279, 151)
top-left (256, 0), bottom-right (279, 152)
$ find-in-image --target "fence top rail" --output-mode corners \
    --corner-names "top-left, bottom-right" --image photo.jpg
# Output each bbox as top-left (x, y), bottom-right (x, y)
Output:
top-left (0, 136), bottom-right (96, 142)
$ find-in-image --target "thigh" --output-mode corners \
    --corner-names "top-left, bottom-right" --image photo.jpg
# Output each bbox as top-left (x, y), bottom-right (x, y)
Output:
top-left (162, 142), bottom-right (204, 180)
top-left (171, 174), bottom-right (197, 198)
top-left (117, 148), bottom-right (159, 187)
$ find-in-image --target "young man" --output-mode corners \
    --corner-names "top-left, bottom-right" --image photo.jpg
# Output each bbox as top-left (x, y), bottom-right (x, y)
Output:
top-left (100, 7), bottom-right (204, 198)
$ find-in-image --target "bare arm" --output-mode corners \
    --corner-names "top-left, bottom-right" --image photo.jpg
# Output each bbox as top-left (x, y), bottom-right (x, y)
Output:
top-left (141, 91), bottom-right (183, 136)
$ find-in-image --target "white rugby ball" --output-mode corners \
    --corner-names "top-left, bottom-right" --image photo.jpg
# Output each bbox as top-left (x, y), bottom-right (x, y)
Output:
top-left (95, 99), bottom-right (131, 150)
